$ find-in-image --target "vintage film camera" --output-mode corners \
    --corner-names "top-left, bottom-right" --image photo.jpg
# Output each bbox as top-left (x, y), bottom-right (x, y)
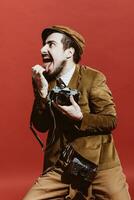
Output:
top-left (48, 78), bottom-right (80, 106)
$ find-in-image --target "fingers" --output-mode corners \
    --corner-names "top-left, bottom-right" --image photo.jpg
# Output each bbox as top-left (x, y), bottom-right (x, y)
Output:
top-left (70, 95), bottom-right (75, 104)
top-left (32, 64), bottom-right (47, 84)
top-left (52, 101), bottom-right (67, 115)
top-left (52, 99), bottom-right (83, 120)
top-left (32, 64), bottom-right (48, 98)
top-left (70, 95), bottom-right (79, 108)
top-left (32, 64), bottom-right (45, 78)
top-left (32, 64), bottom-right (45, 73)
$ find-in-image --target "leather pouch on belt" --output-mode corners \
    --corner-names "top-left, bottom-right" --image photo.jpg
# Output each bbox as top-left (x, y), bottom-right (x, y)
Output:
top-left (58, 144), bottom-right (98, 196)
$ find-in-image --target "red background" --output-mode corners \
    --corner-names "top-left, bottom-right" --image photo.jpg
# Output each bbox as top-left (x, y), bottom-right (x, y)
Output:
top-left (0, 0), bottom-right (134, 199)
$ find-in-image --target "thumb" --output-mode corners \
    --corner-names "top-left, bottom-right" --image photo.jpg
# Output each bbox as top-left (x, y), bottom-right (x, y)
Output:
top-left (70, 95), bottom-right (77, 106)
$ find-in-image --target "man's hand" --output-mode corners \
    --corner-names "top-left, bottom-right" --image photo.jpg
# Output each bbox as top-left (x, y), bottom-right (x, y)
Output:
top-left (32, 65), bottom-right (48, 98)
top-left (53, 95), bottom-right (83, 121)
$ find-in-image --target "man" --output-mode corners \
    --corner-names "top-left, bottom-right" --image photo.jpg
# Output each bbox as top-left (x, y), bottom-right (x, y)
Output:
top-left (23, 25), bottom-right (131, 199)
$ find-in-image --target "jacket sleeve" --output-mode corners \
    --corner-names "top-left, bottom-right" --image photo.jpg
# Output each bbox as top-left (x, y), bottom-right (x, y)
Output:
top-left (30, 79), bottom-right (51, 132)
top-left (30, 97), bottom-right (51, 132)
top-left (76, 71), bottom-right (117, 135)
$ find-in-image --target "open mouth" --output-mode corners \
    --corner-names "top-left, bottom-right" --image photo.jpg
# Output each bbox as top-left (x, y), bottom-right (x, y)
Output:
top-left (42, 53), bottom-right (53, 63)
top-left (42, 53), bottom-right (54, 74)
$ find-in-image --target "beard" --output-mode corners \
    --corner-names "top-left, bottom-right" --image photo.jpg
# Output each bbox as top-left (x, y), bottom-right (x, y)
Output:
top-left (43, 60), bottom-right (66, 82)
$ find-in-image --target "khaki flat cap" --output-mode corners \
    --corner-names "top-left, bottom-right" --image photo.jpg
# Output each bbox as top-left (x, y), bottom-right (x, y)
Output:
top-left (41, 25), bottom-right (85, 54)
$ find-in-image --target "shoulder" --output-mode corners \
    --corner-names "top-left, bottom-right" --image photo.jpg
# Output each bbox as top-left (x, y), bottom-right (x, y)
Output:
top-left (79, 65), bottom-right (106, 81)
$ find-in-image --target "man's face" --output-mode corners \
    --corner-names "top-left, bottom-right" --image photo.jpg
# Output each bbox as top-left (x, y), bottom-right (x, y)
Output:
top-left (41, 32), bottom-right (67, 77)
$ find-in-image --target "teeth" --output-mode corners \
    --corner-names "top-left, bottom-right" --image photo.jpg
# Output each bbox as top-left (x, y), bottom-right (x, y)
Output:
top-left (43, 55), bottom-right (50, 58)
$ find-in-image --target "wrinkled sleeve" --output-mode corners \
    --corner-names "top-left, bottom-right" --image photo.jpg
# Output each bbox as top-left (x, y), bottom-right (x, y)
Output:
top-left (30, 97), bottom-right (51, 132)
top-left (77, 71), bottom-right (117, 135)
top-left (30, 79), bottom-right (51, 132)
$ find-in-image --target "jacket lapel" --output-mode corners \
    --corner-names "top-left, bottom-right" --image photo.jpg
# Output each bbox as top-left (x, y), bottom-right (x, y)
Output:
top-left (68, 64), bottom-right (80, 89)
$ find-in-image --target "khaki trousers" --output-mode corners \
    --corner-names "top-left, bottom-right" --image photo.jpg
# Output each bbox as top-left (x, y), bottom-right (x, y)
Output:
top-left (23, 165), bottom-right (131, 200)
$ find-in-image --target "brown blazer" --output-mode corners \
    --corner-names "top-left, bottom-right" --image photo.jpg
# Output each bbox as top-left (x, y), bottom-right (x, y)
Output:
top-left (31, 65), bottom-right (120, 171)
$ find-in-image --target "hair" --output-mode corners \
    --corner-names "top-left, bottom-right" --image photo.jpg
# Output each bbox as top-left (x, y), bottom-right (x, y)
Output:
top-left (61, 34), bottom-right (82, 64)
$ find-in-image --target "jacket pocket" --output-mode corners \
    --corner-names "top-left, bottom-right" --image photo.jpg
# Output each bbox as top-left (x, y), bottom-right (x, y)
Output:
top-left (71, 135), bottom-right (102, 165)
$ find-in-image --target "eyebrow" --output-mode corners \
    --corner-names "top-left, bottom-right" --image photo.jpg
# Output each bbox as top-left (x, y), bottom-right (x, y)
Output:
top-left (44, 40), bottom-right (57, 45)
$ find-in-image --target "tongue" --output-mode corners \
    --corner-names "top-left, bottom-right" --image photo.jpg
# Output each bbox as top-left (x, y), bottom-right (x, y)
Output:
top-left (44, 62), bottom-right (53, 73)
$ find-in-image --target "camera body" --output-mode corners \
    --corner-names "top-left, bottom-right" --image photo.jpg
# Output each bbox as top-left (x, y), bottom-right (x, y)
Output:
top-left (49, 86), bottom-right (80, 106)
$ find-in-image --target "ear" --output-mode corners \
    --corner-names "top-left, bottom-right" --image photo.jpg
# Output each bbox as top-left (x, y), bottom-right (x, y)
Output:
top-left (65, 47), bottom-right (75, 59)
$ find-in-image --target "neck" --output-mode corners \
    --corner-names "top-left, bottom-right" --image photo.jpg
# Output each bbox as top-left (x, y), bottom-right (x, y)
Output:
top-left (59, 60), bottom-right (76, 77)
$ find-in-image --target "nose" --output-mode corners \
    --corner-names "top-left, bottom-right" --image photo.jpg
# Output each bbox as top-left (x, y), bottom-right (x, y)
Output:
top-left (40, 44), bottom-right (48, 54)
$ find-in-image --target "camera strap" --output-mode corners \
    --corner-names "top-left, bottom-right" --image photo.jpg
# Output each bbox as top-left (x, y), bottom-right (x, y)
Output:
top-left (29, 99), bottom-right (45, 151)
top-left (30, 78), bottom-right (67, 152)
top-left (29, 98), bottom-right (57, 152)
